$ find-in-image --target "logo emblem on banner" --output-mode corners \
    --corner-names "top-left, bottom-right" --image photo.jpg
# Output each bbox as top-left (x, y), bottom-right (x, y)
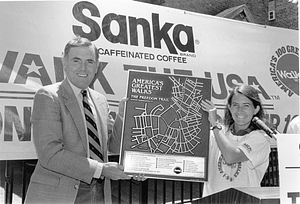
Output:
top-left (269, 45), bottom-right (299, 97)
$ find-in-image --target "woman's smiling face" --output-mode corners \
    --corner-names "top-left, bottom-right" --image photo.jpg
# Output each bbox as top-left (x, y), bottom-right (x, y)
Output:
top-left (229, 93), bottom-right (260, 132)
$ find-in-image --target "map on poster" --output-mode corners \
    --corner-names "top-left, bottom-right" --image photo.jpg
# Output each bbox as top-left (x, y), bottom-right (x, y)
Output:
top-left (120, 71), bottom-right (212, 181)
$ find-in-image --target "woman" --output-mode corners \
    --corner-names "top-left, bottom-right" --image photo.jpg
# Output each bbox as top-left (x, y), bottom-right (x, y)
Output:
top-left (201, 84), bottom-right (271, 196)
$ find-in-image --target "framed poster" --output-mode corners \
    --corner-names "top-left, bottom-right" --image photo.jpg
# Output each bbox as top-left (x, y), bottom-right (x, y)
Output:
top-left (120, 70), bottom-right (212, 181)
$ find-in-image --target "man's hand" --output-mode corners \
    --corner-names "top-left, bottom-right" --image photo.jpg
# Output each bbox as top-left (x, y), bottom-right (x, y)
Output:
top-left (102, 162), bottom-right (131, 180)
top-left (132, 173), bottom-right (147, 181)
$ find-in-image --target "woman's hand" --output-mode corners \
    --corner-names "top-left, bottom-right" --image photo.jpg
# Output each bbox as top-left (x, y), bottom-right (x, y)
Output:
top-left (201, 99), bottom-right (218, 126)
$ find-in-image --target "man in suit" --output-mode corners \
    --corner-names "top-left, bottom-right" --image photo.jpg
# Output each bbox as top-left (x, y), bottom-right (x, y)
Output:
top-left (25, 36), bottom-right (131, 204)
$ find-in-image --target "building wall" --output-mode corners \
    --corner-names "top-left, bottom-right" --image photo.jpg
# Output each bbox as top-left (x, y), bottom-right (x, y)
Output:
top-left (136, 0), bottom-right (298, 30)
top-left (271, 0), bottom-right (298, 30)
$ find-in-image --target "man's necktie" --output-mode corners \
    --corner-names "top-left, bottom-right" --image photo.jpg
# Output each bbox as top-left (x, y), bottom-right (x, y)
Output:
top-left (81, 90), bottom-right (103, 161)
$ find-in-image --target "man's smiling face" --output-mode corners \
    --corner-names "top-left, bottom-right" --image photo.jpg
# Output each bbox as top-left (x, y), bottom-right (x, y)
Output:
top-left (63, 46), bottom-right (98, 90)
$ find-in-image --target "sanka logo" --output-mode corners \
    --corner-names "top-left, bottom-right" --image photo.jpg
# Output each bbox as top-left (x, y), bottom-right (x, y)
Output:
top-left (72, 1), bottom-right (195, 55)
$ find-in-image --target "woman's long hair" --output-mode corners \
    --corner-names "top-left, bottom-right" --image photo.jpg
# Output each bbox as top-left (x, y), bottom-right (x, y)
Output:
top-left (223, 84), bottom-right (270, 130)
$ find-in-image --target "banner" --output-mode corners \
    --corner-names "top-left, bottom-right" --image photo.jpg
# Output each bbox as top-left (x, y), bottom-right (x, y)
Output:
top-left (120, 71), bottom-right (211, 181)
top-left (0, 0), bottom-right (299, 160)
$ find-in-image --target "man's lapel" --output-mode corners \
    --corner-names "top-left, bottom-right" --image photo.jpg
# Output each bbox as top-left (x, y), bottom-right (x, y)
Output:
top-left (61, 80), bottom-right (88, 151)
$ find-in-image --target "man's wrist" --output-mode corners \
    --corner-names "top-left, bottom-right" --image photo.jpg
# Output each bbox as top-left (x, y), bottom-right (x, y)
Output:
top-left (93, 162), bottom-right (104, 179)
